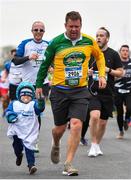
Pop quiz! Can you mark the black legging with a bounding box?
[81,110,90,139]
[115,93,131,132]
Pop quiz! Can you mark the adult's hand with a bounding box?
[98,77,107,89]
[29,53,39,60]
[35,88,43,99]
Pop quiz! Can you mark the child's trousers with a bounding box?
[12,135,35,167]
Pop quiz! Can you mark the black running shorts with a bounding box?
[89,94,114,120]
[49,86,90,126]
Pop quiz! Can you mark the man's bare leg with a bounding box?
[65,118,82,163]
[89,110,100,143]
[51,124,66,164]
[96,119,107,144]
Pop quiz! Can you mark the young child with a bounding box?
[5,81,45,175]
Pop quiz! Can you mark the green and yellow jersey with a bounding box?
[36,33,105,88]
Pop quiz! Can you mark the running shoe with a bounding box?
[88,145,97,157]
[51,144,60,164]
[116,131,124,139]
[123,120,128,131]
[62,162,78,176]
[95,144,103,156]
[80,138,88,146]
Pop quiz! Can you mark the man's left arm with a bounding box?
[106,52,123,77]
[92,40,106,88]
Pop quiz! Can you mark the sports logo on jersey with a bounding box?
[64,52,85,86]
[63,51,85,66]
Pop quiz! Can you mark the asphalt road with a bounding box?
[0,102,131,179]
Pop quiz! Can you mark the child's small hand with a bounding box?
[6,111,18,124]
[38,94,45,101]
[36,93,45,111]
[8,117,18,123]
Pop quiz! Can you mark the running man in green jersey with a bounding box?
[36,11,106,176]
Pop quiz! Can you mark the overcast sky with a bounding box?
[0,0,131,50]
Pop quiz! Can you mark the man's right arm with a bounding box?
[12,39,33,65]
[12,53,39,65]
[12,56,29,65]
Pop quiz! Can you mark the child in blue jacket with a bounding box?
[5,81,45,175]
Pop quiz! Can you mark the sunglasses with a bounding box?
[33,29,45,33]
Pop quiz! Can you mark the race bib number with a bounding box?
[35,59,42,65]
[65,66,82,79]
[93,71,107,81]
[31,50,44,67]
[93,71,99,81]
[31,58,43,68]
[65,66,82,86]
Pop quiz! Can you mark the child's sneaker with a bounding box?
[62,162,78,176]
[29,165,37,175]
[16,153,23,166]
[34,143,39,153]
